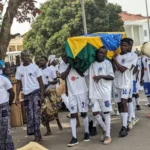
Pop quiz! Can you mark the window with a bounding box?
[144,30,148,37]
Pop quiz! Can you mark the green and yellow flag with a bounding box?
[65,32,126,73]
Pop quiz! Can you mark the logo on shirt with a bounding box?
[21,74,24,77]
[122,59,125,64]
[98,67,103,72]
[71,76,79,81]
[29,73,32,76]
[46,76,49,79]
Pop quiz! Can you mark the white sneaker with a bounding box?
[132,117,139,126]
[103,136,112,145]
[128,121,133,129]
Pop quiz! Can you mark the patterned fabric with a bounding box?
[24,89,41,137]
[41,88,61,125]
[0,102,14,150]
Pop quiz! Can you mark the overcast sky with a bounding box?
[11,0,150,34]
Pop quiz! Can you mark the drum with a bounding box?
[141,42,150,57]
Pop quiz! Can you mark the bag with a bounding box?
[17,142,48,150]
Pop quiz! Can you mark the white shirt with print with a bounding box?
[59,61,88,96]
[15,63,42,95]
[0,75,12,104]
[88,60,114,100]
[142,55,150,83]
[114,53,133,89]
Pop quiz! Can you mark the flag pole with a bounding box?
[145,0,150,41]
[80,0,87,35]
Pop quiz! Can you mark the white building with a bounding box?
[5,36,23,62]
[119,12,150,50]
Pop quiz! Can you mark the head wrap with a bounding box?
[49,55,56,64]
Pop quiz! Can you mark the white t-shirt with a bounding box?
[0,75,12,104]
[59,61,88,96]
[142,56,150,83]
[59,61,69,74]
[114,53,133,89]
[0,69,2,75]
[15,63,42,95]
[130,52,138,81]
[133,58,141,81]
[87,60,114,100]
[40,66,57,89]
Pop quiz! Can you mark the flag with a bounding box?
[65,32,126,73]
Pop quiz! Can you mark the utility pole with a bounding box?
[80,0,87,35]
[145,0,150,41]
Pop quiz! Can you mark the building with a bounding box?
[119,11,150,49]
[5,36,23,63]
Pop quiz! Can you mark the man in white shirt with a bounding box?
[132,57,141,110]
[0,74,15,149]
[39,56,63,136]
[87,46,114,144]
[15,51,44,143]
[141,53,150,117]
[60,54,90,147]
[132,54,142,111]
[113,38,133,137]
[127,38,139,129]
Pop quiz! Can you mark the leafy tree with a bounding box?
[0,0,40,59]
[23,0,124,58]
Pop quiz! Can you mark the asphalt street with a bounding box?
[13,91,150,150]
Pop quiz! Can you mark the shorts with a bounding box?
[113,87,130,103]
[91,99,112,113]
[144,82,150,96]
[69,92,88,114]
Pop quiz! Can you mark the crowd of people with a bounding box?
[0,37,150,149]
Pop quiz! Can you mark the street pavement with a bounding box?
[13,91,150,150]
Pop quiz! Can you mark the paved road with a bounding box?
[13,91,150,150]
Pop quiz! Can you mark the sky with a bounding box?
[10,0,150,35]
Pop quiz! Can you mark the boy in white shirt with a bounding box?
[141,54,150,117]
[39,56,63,136]
[127,38,139,129]
[0,73,15,149]
[15,51,44,143]
[113,38,133,137]
[87,46,114,144]
[60,54,90,147]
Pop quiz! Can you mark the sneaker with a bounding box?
[83,133,90,142]
[119,126,128,137]
[103,136,112,145]
[136,105,141,110]
[100,131,106,142]
[68,137,79,147]
[145,103,149,106]
[132,117,139,126]
[90,127,97,136]
[128,121,133,130]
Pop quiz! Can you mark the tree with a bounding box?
[23,0,124,59]
[0,0,40,59]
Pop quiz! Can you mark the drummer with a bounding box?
[39,56,63,136]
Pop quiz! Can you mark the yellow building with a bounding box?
[5,36,23,63]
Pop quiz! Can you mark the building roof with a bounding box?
[119,11,150,21]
